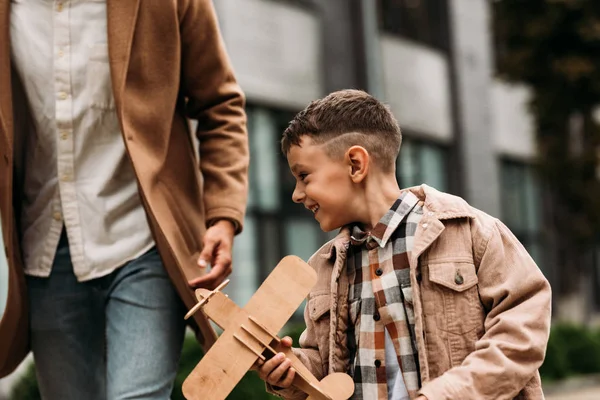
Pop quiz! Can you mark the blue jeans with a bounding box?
[26,232,186,400]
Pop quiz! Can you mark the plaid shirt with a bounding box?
[347,191,423,399]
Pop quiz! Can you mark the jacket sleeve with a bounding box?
[178,0,249,232]
[266,299,327,399]
[419,218,552,400]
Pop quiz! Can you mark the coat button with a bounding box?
[374,359,382,368]
[455,270,464,285]
[373,312,380,321]
[375,268,383,276]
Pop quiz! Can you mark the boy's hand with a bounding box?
[189,219,236,289]
[255,336,296,388]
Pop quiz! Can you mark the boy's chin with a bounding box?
[318,219,344,233]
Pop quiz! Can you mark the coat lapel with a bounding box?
[0,0,12,150]
[107,0,141,110]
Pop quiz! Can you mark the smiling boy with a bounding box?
[257,90,551,399]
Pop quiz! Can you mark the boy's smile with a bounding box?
[287,137,357,232]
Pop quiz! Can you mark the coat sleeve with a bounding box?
[419,218,552,400]
[178,0,249,232]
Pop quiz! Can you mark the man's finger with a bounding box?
[188,260,228,289]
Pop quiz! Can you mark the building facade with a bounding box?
[214,0,583,321]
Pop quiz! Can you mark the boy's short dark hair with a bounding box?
[281,89,402,172]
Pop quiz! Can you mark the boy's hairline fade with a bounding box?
[281,89,402,173]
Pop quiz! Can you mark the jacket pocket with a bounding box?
[428,262,484,334]
[87,43,115,110]
[308,292,330,321]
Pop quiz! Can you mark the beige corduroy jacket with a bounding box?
[272,185,551,400]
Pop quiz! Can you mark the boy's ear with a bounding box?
[345,146,369,183]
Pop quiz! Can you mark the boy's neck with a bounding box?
[360,173,402,231]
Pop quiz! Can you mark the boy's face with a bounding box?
[287,137,357,232]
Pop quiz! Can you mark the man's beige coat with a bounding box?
[0,0,249,376]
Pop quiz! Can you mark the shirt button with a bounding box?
[373,312,380,321]
[422,223,428,229]
[428,211,434,216]
[60,131,69,140]
[58,49,64,58]
[375,268,383,276]
[61,174,71,182]
[374,359,382,368]
[53,212,62,221]
[56,2,63,12]
[58,92,68,100]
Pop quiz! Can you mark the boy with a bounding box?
[257,90,551,399]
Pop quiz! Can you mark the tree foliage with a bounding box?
[494,0,600,247]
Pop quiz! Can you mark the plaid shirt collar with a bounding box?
[350,191,420,249]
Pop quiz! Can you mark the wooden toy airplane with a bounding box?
[182,255,354,400]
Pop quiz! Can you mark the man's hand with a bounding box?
[255,336,295,389]
[188,219,236,289]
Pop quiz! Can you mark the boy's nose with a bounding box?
[292,185,304,203]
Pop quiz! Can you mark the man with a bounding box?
[0,0,249,399]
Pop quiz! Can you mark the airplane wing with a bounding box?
[243,255,317,334]
[182,303,259,400]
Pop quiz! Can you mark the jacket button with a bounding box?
[375,268,383,276]
[373,312,380,321]
[455,270,464,285]
[374,359,381,368]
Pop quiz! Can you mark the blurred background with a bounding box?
[4,0,600,398]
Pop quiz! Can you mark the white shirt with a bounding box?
[10,0,154,281]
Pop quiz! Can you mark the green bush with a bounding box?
[10,363,41,400]
[539,327,569,380]
[540,323,600,381]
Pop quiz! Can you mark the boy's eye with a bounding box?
[298,173,308,181]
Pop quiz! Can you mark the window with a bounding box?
[500,160,544,267]
[228,106,329,313]
[397,138,449,192]
[377,0,449,51]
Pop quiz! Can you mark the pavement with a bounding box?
[546,386,600,400]
[544,374,600,400]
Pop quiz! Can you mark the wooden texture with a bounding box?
[182,255,354,400]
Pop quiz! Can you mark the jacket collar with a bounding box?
[0,0,140,147]
[318,184,475,262]
[407,184,475,220]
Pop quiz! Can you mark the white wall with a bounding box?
[215,0,322,109]
[380,35,453,142]
[492,81,537,159]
